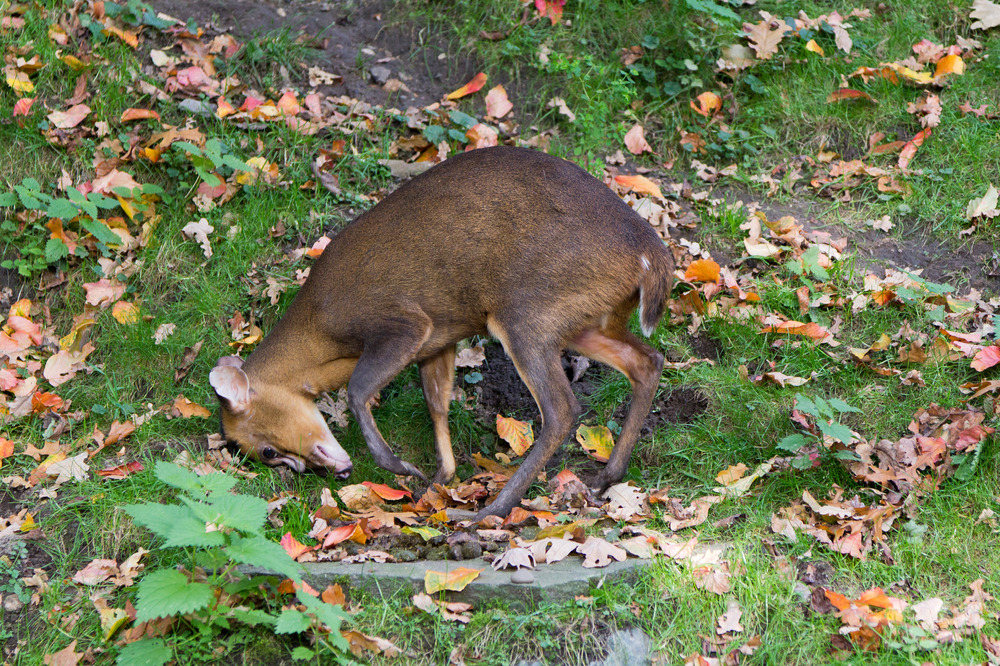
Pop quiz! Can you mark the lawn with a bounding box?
[1,0,999,664]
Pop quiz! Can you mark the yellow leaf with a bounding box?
[60,54,87,70]
[933,54,965,78]
[576,424,614,462]
[99,606,130,641]
[690,92,722,118]
[424,567,481,594]
[111,301,139,325]
[715,463,748,485]
[805,39,825,56]
[496,414,533,456]
[20,513,36,532]
[5,68,33,94]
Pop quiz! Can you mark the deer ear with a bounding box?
[210,364,250,412]
[215,355,245,369]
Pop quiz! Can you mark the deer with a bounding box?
[209,146,673,520]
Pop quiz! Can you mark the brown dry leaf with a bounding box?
[617,535,657,559]
[491,547,535,571]
[665,495,724,530]
[484,85,513,119]
[342,630,402,658]
[716,599,744,634]
[578,536,627,568]
[971,0,1000,30]
[496,414,533,456]
[72,559,118,586]
[105,420,136,446]
[966,184,999,220]
[321,583,346,606]
[412,592,473,623]
[171,396,211,419]
[455,345,485,368]
[910,597,943,630]
[624,123,653,155]
[907,93,942,128]
[827,88,878,104]
[693,564,732,595]
[603,483,647,520]
[47,104,91,129]
[43,641,82,666]
[424,567,482,593]
[715,463,748,486]
[744,19,791,60]
[182,219,214,259]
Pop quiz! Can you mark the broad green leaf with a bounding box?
[47,199,80,220]
[0,192,16,206]
[181,492,267,534]
[793,394,819,418]
[88,192,119,209]
[448,110,478,129]
[291,647,315,661]
[224,535,302,580]
[684,0,740,22]
[817,420,853,444]
[135,569,214,622]
[154,461,201,492]
[422,125,446,144]
[80,219,122,246]
[274,608,311,634]
[45,238,69,263]
[299,594,348,647]
[172,141,203,156]
[777,433,808,453]
[231,608,277,627]
[124,502,226,547]
[116,638,171,666]
[196,473,237,495]
[221,154,251,172]
[827,398,861,414]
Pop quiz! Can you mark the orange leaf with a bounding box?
[824,588,852,611]
[857,588,893,609]
[446,72,487,100]
[826,88,878,104]
[102,24,139,48]
[690,92,721,117]
[496,414,533,456]
[280,532,314,560]
[760,320,830,340]
[32,392,64,413]
[322,522,365,547]
[551,468,583,493]
[613,174,662,199]
[972,345,1000,372]
[321,583,346,606]
[13,97,35,116]
[576,424,614,462]
[933,54,965,79]
[120,108,160,123]
[276,91,300,116]
[105,420,136,446]
[898,128,931,169]
[171,396,211,419]
[685,259,721,283]
[484,85,513,118]
[362,481,412,501]
[0,438,14,462]
[216,98,236,118]
[424,567,482,594]
[97,461,143,478]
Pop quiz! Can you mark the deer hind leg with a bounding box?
[569,323,664,489]
[346,310,432,480]
[419,345,457,485]
[475,315,580,520]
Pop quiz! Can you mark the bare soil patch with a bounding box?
[149,0,476,109]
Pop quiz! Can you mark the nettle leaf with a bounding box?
[224,535,302,580]
[154,461,201,492]
[817,420,854,444]
[181,492,267,534]
[231,608,277,627]
[422,125,446,144]
[684,0,740,22]
[80,219,122,246]
[291,647,315,661]
[448,110,478,129]
[197,473,237,495]
[124,502,226,548]
[88,192,119,209]
[116,638,171,666]
[299,594,348,647]
[135,569,214,622]
[274,608,311,634]
[173,141,203,157]
[827,398,860,414]
[793,394,819,418]
[221,153,251,172]
[0,192,16,207]
[45,238,70,263]
[777,433,809,453]
[47,199,79,220]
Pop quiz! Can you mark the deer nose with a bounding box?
[335,464,352,480]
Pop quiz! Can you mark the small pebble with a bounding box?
[510,569,534,585]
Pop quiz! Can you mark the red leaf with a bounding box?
[445,73,487,100]
[98,461,144,478]
[361,481,412,501]
[898,128,931,169]
[972,345,1000,372]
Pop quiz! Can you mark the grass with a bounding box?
[1,0,999,663]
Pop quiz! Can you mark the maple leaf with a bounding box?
[971,0,1000,30]
[455,345,485,368]
[491,547,535,571]
[182,219,214,259]
[535,0,566,25]
[496,414,534,456]
[743,19,791,60]
[690,92,721,117]
[578,536,627,568]
[716,599,744,635]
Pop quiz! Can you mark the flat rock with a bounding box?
[241,557,650,607]
[590,628,651,666]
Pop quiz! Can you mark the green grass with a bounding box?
[2,0,1000,663]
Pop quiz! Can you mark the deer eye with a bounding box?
[261,447,278,460]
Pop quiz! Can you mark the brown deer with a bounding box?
[210,146,673,519]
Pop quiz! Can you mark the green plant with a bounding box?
[120,461,349,665]
[168,138,252,193]
[0,540,30,604]
[777,393,861,468]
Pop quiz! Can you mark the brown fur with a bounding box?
[212,146,674,518]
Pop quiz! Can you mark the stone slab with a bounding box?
[241,557,650,606]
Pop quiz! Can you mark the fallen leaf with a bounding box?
[484,85,513,118]
[971,0,1000,31]
[496,414,533,456]
[342,630,402,658]
[576,424,614,462]
[43,640,82,666]
[690,92,722,117]
[111,301,139,325]
[280,532,314,560]
[47,104,91,129]
[898,128,931,170]
[446,72,487,100]
[827,88,878,104]
[614,174,662,199]
[744,19,791,60]
[120,108,160,123]
[716,599,744,634]
[715,463,748,486]
[624,123,653,155]
[97,461,144,478]
[685,259,721,283]
[182,219,214,259]
[425,567,481,593]
[535,0,566,25]
[361,481,412,501]
[73,559,118,586]
[578,536,627,568]
[972,345,1000,372]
